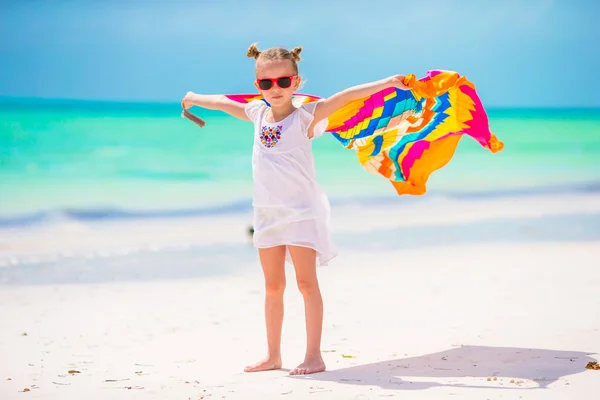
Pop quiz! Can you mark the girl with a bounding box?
[181,43,409,375]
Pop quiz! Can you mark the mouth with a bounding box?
[271,95,283,100]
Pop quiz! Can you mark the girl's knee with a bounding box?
[265,279,286,296]
[296,277,319,295]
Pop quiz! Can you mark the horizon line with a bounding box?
[1,95,599,111]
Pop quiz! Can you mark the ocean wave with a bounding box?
[1,182,599,229]
[0,200,253,228]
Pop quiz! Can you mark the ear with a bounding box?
[254,80,261,92]
[293,76,301,91]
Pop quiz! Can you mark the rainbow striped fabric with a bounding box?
[226,70,503,195]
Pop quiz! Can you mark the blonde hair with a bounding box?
[246,42,303,75]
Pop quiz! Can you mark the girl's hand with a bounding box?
[389,75,410,90]
[181,91,195,109]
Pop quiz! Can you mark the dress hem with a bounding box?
[254,242,337,267]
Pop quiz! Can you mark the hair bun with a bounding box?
[247,42,261,60]
[290,46,303,62]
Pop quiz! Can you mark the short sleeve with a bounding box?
[298,101,329,139]
[245,100,267,124]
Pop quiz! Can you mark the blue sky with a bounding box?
[1,0,598,107]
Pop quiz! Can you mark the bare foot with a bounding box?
[289,356,326,375]
[244,356,282,373]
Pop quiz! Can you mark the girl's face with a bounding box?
[254,59,300,107]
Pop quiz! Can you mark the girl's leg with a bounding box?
[244,245,287,372]
[288,245,326,375]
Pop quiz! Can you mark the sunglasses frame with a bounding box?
[256,75,298,91]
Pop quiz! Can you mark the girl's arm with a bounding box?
[182,92,250,122]
[312,75,409,124]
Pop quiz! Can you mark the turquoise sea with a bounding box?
[1,98,599,226]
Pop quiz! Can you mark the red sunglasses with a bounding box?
[256,75,297,90]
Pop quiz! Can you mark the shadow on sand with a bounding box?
[302,345,598,391]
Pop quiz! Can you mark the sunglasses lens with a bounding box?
[258,79,273,90]
[277,77,292,88]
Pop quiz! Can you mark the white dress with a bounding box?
[245,99,338,266]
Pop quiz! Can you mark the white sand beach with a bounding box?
[1,192,600,399]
